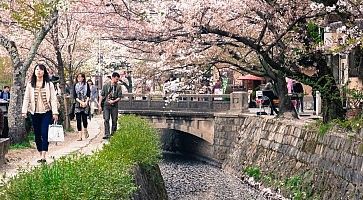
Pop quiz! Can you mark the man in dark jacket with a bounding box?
[98,72,122,139]
[263,82,279,115]
[0,86,10,101]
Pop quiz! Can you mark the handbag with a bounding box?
[48,123,64,142]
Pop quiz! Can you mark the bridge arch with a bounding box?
[148,115,215,144]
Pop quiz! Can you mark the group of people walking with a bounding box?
[21,64,123,163]
[261,80,305,115]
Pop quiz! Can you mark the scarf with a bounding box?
[75,83,87,98]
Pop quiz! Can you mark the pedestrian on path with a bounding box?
[98,72,122,139]
[263,82,279,115]
[73,73,90,141]
[292,81,304,113]
[87,79,98,117]
[21,64,59,163]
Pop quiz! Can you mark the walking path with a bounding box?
[0,115,106,183]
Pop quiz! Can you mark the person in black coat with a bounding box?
[293,81,304,113]
[263,82,279,115]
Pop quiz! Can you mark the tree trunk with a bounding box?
[314,54,345,122]
[8,63,26,143]
[259,56,297,119]
[121,75,133,93]
[52,18,70,130]
[319,83,345,123]
[274,74,298,119]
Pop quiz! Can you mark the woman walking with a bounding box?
[21,64,59,163]
[87,79,98,117]
[73,73,90,141]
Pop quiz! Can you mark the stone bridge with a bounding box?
[119,92,249,164]
[126,111,216,143]
[118,92,250,142]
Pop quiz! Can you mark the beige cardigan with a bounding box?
[21,82,59,115]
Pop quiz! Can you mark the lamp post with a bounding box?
[96,37,104,90]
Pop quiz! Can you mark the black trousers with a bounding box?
[75,111,88,131]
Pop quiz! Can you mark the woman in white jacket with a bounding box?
[21,64,59,163]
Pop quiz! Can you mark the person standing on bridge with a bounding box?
[21,64,59,163]
[98,72,122,139]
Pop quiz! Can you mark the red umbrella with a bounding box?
[237,74,265,81]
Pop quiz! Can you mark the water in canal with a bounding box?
[159,152,269,200]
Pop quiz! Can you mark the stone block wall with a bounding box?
[213,114,246,161]
[214,115,363,199]
[0,138,10,166]
[132,164,168,200]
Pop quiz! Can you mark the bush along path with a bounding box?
[0,115,165,200]
[0,115,105,184]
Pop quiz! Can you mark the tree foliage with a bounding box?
[0,56,12,87]
[1,0,58,31]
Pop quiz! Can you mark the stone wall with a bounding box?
[213,114,245,162]
[214,115,363,199]
[132,164,168,200]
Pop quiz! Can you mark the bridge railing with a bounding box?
[119,92,248,112]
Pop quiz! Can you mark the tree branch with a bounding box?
[200,25,260,50]
[23,9,59,69]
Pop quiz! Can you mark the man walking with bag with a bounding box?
[98,72,122,139]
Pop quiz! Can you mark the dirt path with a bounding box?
[0,115,106,183]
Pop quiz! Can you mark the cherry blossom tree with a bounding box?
[89,0,363,122]
[0,0,59,143]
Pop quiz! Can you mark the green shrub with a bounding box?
[244,166,318,200]
[98,115,162,167]
[285,176,306,200]
[307,116,363,136]
[244,166,261,181]
[0,115,161,200]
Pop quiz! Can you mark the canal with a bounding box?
[159,152,270,200]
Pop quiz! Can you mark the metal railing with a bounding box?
[118,93,232,112]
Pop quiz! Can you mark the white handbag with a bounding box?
[48,123,64,142]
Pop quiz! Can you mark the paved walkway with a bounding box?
[0,115,106,183]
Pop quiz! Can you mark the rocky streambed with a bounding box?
[159,153,285,200]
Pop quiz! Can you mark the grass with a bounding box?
[243,166,319,200]
[244,166,261,181]
[306,116,363,136]
[0,115,162,200]
[10,132,35,150]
